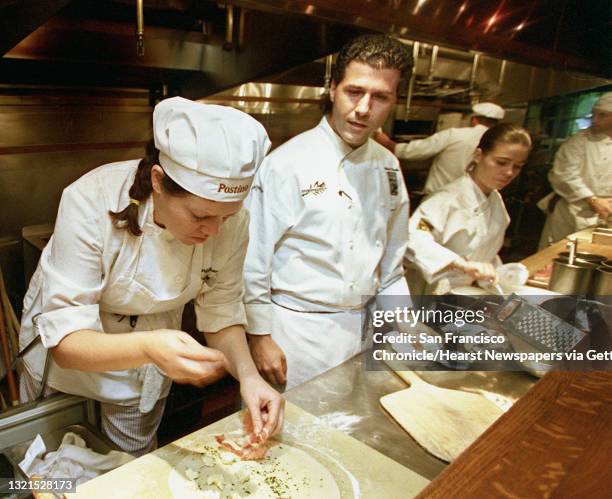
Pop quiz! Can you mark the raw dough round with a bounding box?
[168,436,341,498]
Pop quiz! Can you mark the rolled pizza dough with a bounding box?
[168,436,341,498]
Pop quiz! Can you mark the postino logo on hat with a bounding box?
[153,97,271,201]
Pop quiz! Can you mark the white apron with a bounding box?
[271,303,364,389]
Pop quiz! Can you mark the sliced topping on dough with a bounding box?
[215,434,272,461]
[219,451,238,465]
[206,474,225,490]
[235,467,251,484]
[184,467,199,480]
[201,454,217,467]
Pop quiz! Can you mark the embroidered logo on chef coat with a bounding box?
[301,181,327,197]
[416,218,434,232]
[201,267,218,284]
[385,168,399,196]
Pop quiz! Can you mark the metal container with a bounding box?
[549,258,597,294]
[592,266,612,295]
[557,252,606,264]
[600,259,612,269]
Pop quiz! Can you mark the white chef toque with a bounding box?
[153,97,271,201]
[472,102,505,120]
[593,92,612,112]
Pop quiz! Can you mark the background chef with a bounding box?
[18,97,284,455]
[243,35,413,389]
[406,124,532,294]
[375,102,505,194]
[539,92,612,247]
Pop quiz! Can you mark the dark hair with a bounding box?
[478,123,532,153]
[332,34,413,85]
[108,139,189,236]
[466,123,532,172]
[324,34,413,113]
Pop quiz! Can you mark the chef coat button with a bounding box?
[349,243,354,250]
[348,204,352,210]
[349,282,355,290]
[375,240,381,247]
[175,275,183,284]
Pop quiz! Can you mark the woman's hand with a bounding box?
[144,330,228,387]
[240,373,285,442]
[248,334,288,386]
[451,258,498,284]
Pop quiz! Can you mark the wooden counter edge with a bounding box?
[415,370,612,498]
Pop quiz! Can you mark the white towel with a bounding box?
[19,432,134,486]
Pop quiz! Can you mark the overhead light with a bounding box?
[413,0,429,15]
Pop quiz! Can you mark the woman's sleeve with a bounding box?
[36,182,105,348]
[406,195,460,283]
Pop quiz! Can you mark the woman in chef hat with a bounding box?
[406,123,532,294]
[18,97,283,455]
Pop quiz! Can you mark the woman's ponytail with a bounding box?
[109,140,159,236]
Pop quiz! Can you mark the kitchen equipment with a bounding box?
[600,259,612,269]
[495,295,586,354]
[549,257,597,294]
[379,370,503,462]
[566,238,577,264]
[0,394,114,497]
[592,266,612,295]
[557,251,606,265]
[390,370,516,411]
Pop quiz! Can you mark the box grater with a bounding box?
[494,294,586,353]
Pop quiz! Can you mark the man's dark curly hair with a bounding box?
[323,35,413,113]
[332,34,413,87]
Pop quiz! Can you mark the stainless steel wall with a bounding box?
[0,90,152,308]
[0,91,152,238]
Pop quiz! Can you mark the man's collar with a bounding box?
[318,116,369,161]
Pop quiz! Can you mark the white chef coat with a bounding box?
[407,174,508,292]
[19,160,249,407]
[244,117,410,387]
[395,124,488,193]
[540,129,612,246]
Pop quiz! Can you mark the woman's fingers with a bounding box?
[262,396,285,437]
[246,401,263,437]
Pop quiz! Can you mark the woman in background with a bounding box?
[406,123,532,295]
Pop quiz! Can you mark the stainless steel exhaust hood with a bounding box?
[1,0,609,100]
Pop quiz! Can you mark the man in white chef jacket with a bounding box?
[539,92,612,247]
[375,102,505,193]
[243,35,414,389]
